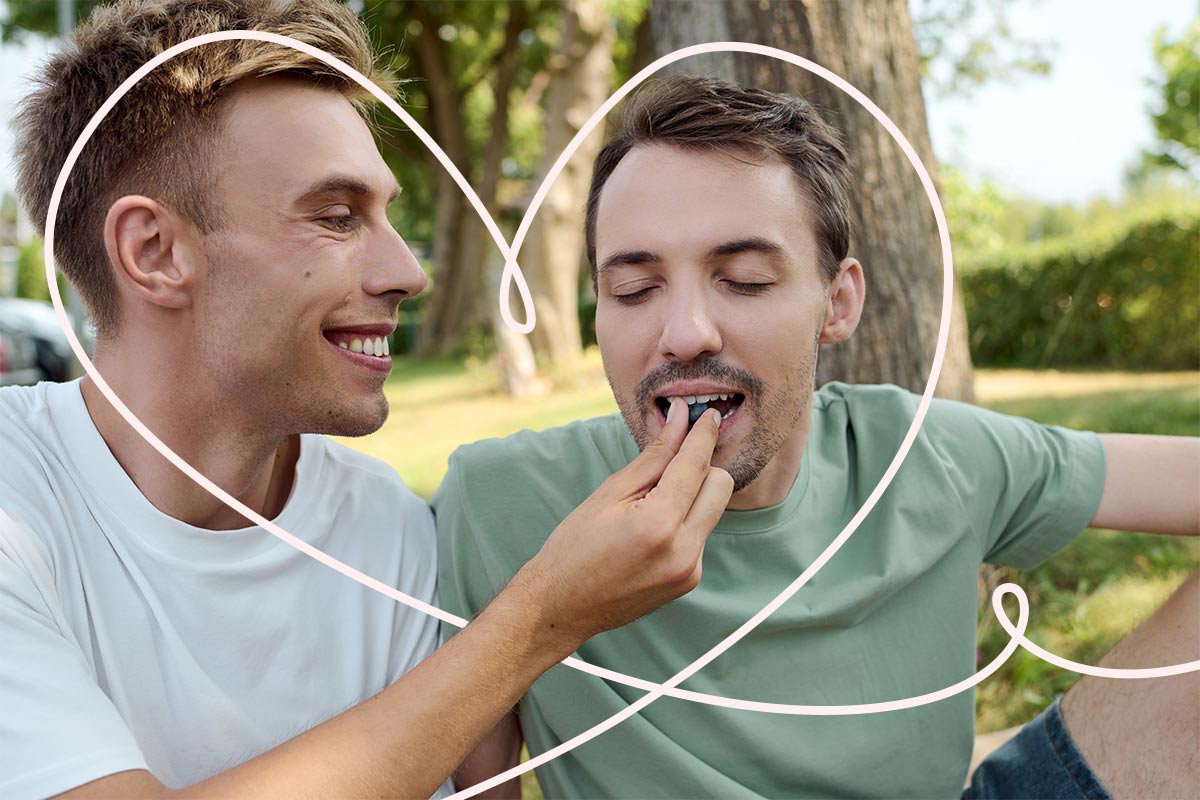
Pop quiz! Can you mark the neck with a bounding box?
[80,348,299,530]
[725,400,814,511]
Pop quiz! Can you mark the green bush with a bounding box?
[16,237,51,301]
[962,208,1199,370]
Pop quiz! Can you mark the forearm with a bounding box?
[59,588,569,800]
[194,589,565,799]
[454,710,523,798]
[1092,434,1200,535]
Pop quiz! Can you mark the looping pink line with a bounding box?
[39,32,1192,799]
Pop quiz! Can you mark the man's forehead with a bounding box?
[216,78,394,201]
[595,143,813,263]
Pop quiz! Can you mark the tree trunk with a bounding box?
[649,0,975,401]
[524,0,615,378]
[412,2,526,358]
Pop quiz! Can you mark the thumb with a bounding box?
[617,397,688,488]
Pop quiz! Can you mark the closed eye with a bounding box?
[612,287,656,305]
[724,281,774,295]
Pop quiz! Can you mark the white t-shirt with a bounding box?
[0,380,451,799]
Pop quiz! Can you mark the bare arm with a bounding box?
[1091,434,1200,535]
[55,402,731,799]
[454,711,523,799]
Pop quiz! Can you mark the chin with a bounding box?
[310,395,390,438]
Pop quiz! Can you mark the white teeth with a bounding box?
[333,334,392,356]
[680,394,732,405]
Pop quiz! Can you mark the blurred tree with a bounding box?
[1143,18,1200,175]
[364,0,539,358]
[2,0,101,40]
[522,0,615,378]
[648,0,977,401]
[909,0,1053,97]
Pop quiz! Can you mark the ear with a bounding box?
[104,196,194,311]
[819,257,865,345]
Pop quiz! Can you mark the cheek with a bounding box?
[596,307,648,384]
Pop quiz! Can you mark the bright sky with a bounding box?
[925,0,1196,203]
[0,0,1195,206]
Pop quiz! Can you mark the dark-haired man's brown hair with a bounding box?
[585,74,852,286]
[14,0,390,336]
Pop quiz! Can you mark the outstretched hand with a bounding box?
[512,398,733,653]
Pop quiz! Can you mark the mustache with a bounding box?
[635,358,762,409]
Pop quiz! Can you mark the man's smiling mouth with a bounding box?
[324,331,390,357]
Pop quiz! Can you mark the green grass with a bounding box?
[335,351,618,499]
[338,362,1198,764]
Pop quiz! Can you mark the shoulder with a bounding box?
[302,436,436,562]
[816,380,1034,454]
[0,383,57,454]
[0,383,72,525]
[315,436,428,512]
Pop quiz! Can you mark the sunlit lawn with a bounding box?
[338,358,1198,773]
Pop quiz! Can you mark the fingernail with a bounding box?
[710,409,722,427]
[667,398,678,423]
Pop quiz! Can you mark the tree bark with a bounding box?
[411,2,526,358]
[523,0,616,377]
[649,0,975,401]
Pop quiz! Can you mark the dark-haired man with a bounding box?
[0,3,733,798]
[436,75,1199,799]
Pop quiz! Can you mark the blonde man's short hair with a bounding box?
[15,0,391,335]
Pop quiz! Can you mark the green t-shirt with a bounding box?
[433,383,1106,799]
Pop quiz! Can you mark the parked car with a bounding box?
[0,317,42,387]
[0,298,92,383]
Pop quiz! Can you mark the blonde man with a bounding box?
[0,2,732,797]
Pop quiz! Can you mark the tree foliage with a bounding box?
[962,206,1199,370]
[910,0,1053,97]
[1143,18,1200,174]
[1,0,101,40]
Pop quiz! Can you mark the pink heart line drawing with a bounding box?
[38,31,1199,797]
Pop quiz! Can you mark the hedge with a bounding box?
[960,209,1199,370]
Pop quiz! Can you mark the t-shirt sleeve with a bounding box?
[922,399,1107,568]
[0,510,148,800]
[431,451,504,644]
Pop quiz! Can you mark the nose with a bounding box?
[657,288,722,362]
[363,224,428,300]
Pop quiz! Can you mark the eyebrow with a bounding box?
[708,236,784,259]
[292,174,403,207]
[597,236,785,275]
[597,248,661,274]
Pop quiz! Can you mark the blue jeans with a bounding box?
[963,697,1111,800]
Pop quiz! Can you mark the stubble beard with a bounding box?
[609,340,820,493]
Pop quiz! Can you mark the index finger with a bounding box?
[615,396,690,489]
[644,408,723,515]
